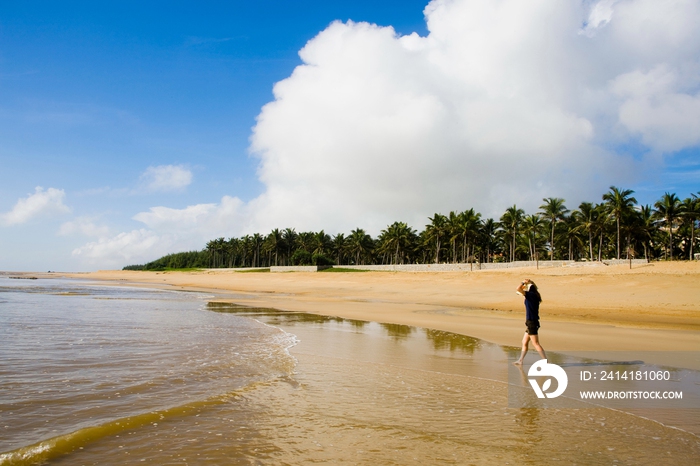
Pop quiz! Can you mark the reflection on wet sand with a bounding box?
[202,301,699,465]
[425,328,481,353]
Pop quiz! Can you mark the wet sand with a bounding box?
[63,261,700,355]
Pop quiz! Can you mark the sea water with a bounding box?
[1,278,698,465]
[0,279,295,464]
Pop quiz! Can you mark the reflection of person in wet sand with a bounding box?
[514,278,546,365]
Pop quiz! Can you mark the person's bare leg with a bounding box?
[513,332,530,365]
[530,335,546,360]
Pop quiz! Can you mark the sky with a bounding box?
[1,0,699,271]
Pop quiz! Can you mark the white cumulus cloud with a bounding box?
[139,164,193,192]
[249,0,691,233]
[2,187,71,225]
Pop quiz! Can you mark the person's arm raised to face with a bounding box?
[516,278,530,296]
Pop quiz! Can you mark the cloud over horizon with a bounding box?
[74,0,700,267]
[72,196,246,267]
[2,187,71,226]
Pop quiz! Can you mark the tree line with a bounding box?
[123,187,699,270]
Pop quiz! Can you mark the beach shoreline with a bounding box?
[3,266,700,459]
[47,261,700,355]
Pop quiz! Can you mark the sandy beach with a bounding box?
[63,261,700,354]
[4,264,700,463]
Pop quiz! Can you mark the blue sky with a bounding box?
[0,1,428,204]
[1,0,699,271]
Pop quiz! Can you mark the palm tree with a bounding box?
[539,197,569,260]
[251,233,264,267]
[205,239,216,267]
[590,203,609,261]
[425,213,448,263]
[575,202,598,261]
[457,209,481,263]
[189,188,700,270]
[296,232,315,253]
[331,233,347,265]
[603,186,637,260]
[500,205,524,262]
[380,221,418,264]
[282,228,298,265]
[347,228,373,265]
[447,211,461,263]
[206,237,227,268]
[479,218,497,263]
[311,230,332,257]
[417,230,431,263]
[563,212,584,260]
[266,229,284,266]
[240,235,252,267]
[633,205,656,261]
[226,237,240,267]
[681,194,699,260]
[522,214,544,261]
[654,192,682,260]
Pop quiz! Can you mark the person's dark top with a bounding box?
[524,290,540,322]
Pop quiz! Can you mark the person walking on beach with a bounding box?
[514,278,546,365]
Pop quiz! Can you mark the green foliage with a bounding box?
[122,264,145,270]
[312,254,335,266]
[122,250,209,271]
[291,250,313,265]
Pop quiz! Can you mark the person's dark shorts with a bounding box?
[525,320,540,335]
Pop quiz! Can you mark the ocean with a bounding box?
[1,278,698,465]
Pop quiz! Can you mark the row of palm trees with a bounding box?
[125,187,698,270]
